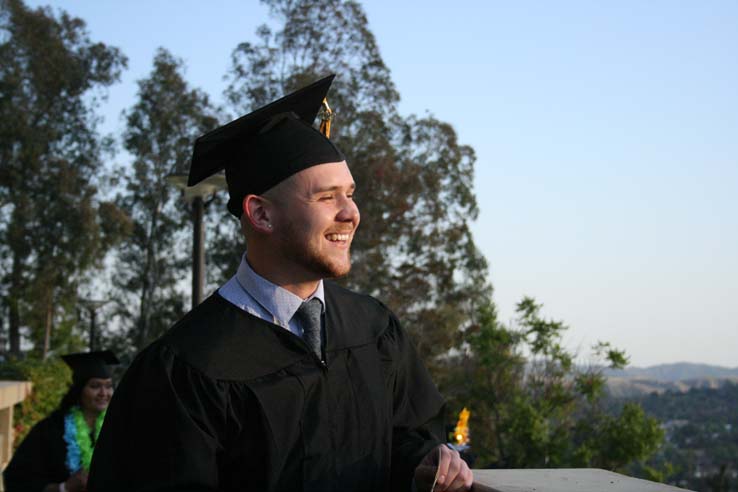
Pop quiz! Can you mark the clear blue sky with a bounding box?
[27,1,738,367]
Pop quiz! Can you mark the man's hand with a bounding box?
[415,444,473,491]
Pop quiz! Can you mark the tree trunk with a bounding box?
[8,253,23,356]
[136,209,159,350]
[42,300,52,359]
[88,308,97,352]
[8,297,20,356]
[135,245,159,349]
[136,279,151,350]
[0,310,5,355]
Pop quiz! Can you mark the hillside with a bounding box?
[607,376,738,398]
[605,362,738,382]
[604,362,738,397]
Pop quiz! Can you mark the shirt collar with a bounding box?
[235,254,324,327]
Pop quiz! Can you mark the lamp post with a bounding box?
[166,172,227,308]
[79,299,109,351]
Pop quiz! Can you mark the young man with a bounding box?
[88,75,473,492]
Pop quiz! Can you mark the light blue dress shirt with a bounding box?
[218,253,325,338]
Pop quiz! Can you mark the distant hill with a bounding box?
[607,376,738,398]
[605,362,738,381]
[603,362,738,397]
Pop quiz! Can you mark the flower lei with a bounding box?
[63,406,105,473]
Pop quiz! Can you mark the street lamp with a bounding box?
[79,299,109,351]
[166,171,227,308]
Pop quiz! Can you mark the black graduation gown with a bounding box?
[3,411,71,492]
[87,281,445,492]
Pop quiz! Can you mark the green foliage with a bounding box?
[637,461,676,484]
[624,382,738,490]
[0,0,127,356]
[111,48,218,352]
[221,0,490,374]
[0,356,70,446]
[580,402,664,470]
[446,296,663,472]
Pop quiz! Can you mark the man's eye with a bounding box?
[319,195,334,201]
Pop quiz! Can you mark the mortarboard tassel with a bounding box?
[319,98,333,138]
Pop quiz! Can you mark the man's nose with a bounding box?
[337,196,359,224]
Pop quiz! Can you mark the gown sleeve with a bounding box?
[87,343,230,492]
[3,415,67,492]
[378,313,446,491]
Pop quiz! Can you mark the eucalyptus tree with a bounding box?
[0,0,127,356]
[113,48,218,351]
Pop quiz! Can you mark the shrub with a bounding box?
[0,357,71,447]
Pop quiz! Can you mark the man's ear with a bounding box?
[243,194,274,234]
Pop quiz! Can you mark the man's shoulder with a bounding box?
[159,293,245,351]
[148,294,309,380]
[166,292,240,332]
[322,280,400,347]
[323,280,391,313]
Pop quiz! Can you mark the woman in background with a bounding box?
[3,351,119,492]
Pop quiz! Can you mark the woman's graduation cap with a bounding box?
[188,74,345,217]
[61,350,119,386]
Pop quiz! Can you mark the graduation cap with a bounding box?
[188,74,346,217]
[61,350,120,386]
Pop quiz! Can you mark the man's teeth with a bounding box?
[326,233,350,242]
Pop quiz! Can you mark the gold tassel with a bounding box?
[319,98,333,138]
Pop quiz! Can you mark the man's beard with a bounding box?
[278,221,352,279]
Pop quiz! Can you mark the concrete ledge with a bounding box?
[0,380,32,471]
[0,382,32,409]
[471,468,693,492]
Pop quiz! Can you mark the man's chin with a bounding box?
[328,265,351,279]
[317,257,352,279]
[319,261,351,279]
[291,249,352,280]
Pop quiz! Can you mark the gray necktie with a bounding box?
[296,298,323,360]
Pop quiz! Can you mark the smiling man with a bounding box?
[88,76,472,492]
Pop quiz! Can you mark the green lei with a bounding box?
[65,406,105,472]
